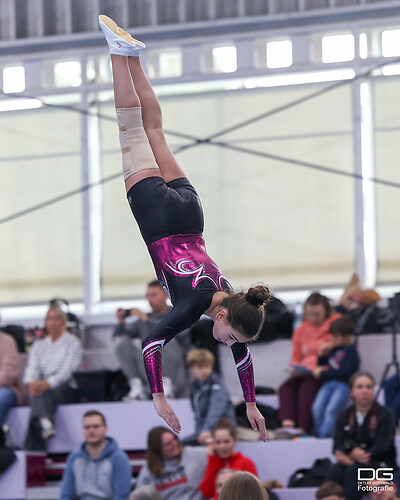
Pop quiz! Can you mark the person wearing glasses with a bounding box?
[135,426,207,500]
[60,410,131,500]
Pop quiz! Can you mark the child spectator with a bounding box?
[219,471,269,500]
[367,480,400,500]
[214,468,235,499]
[182,349,235,446]
[199,418,257,500]
[312,316,360,437]
[316,481,345,499]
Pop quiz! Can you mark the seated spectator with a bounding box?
[368,480,399,500]
[256,296,294,342]
[60,410,131,500]
[262,481,281,500]
[23,303,82,450]
[0,330,25,426]
[337,273,380,314]
[182,349,235,446]
[0,324,26,353]
[384,374,400,424]
[326,371,398,500]
[278,292,340,434]
[135,426,207,499]
[130,485,162,500]
[214,469,235,499]
[336,273,384,334]
[200,419,257,500]
[219,471,269,500]
[312,316,360,437]
[113,280,188,399]
[190,319,221,374]
[316,481,345,499]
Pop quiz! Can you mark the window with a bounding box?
[54,60,82,88]
[359,33,368,60]
[381,29,400,57]
[86,55,112,84]
[212,45,237,73]
[322,34,355,63]
[3,66,25,93]
[266,40,293,69]
[147,49,183,79]
[159,50,182,78]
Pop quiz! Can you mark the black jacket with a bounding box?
[333,402,397,469]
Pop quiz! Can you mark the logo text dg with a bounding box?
[358,468,393,481]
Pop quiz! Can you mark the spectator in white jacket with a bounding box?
[23,303,82,450]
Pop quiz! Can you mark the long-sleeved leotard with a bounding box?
[127,176,256,403]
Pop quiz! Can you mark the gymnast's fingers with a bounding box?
[163,409,181,434]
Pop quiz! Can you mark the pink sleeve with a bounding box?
[234,345,256,403]
[142,339,165,394]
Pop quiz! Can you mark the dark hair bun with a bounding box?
[245,285,271,308]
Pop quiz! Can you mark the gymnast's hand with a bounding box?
[152,392,181,434]
[246,402,267,442]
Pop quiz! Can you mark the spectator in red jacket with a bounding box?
[199,419,257,500]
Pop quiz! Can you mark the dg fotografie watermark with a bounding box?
[357,468,394,493]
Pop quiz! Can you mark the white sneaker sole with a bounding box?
[99,14,145,56]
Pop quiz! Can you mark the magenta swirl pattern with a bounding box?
[148,233,228,297]
[236,347,256,402]
[142,339,166,394]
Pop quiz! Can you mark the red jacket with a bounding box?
[199,451,258,499]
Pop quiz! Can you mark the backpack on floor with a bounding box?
[288,458,332,487]
[0,428,17,473]
[235,402,281,430]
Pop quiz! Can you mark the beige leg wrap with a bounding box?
[116,107,159,181]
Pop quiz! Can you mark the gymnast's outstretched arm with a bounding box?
[142,302,203,432]
[231,343,267,440]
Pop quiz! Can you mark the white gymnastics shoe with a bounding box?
[99,14,145,56]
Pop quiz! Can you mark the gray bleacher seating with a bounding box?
[4,331,398,499]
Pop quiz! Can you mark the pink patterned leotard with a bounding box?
[142,233,256,402]
[126,175,256,403]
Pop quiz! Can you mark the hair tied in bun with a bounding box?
[245,293,263,307]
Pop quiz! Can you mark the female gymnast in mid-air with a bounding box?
[99,15,269,441]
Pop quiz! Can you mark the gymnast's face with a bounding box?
[212,309,248,346]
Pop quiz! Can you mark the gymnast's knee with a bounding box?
[116,106,159,181]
